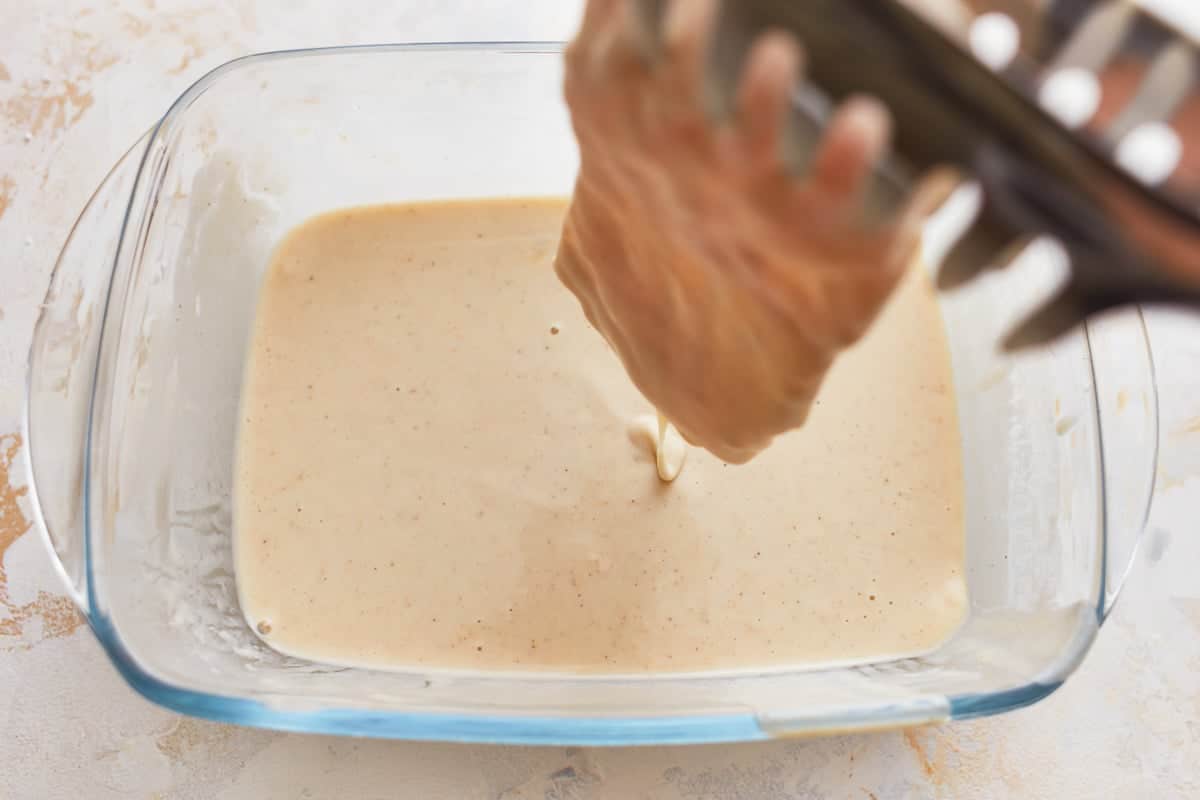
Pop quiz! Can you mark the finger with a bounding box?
[735,30,804,169]
[626,0,666,59]
[886,167,962,264]
[577,0,626,41]
[807,95,892,214]
[897,168,961,228]
[571,0,642,77]
[661,0,720,83]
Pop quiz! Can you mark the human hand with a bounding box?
[556,0,950,463]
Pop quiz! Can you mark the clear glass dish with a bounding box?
[25,44,1158,744]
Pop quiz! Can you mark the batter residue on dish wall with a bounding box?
[234,198,967,673]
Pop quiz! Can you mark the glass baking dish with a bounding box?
[25,43,1158,744]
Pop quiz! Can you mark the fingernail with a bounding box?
[664,0,718,45]
[842,95,893,154]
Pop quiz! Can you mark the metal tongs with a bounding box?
[633,0,1200,349]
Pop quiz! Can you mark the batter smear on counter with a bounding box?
[234,198,966,673]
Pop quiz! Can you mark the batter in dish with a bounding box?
[234,198,966,673]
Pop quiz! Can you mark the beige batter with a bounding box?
[234,198,967,674]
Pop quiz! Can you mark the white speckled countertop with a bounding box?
[2,1,1198,797]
